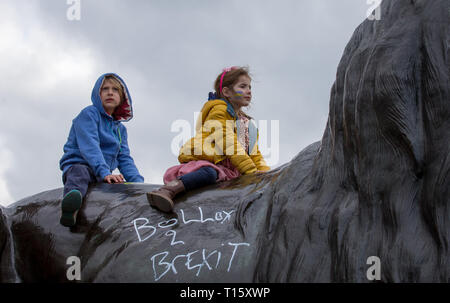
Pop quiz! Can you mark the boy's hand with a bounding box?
[104,174,125,184]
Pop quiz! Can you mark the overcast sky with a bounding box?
[0,0,377,206]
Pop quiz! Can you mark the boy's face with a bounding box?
[100,79,122,115]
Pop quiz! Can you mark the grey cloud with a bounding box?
[1,0,372,205]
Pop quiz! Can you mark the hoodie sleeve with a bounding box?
[73,108,111,180]
[117,126,144,182]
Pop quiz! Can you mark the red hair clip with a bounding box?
[219,66,238,93]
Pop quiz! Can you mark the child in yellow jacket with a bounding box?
[147,66,270,212]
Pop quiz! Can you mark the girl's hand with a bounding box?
[104,174,125,184]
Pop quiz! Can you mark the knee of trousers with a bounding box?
[198,166,218,183]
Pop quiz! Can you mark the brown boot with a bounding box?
[146,179,185,212]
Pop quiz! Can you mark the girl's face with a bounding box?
[223,75,252,111]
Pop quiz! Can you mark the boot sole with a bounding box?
[147,192,174,213]
[60,190,82,227]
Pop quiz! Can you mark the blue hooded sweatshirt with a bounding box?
[59,73,144,182]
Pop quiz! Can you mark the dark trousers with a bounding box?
[179,166,218,191]
[63,164,101,197]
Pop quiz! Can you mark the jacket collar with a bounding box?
[207,92,238,119]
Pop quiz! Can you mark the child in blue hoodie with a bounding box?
[59,73,144,227]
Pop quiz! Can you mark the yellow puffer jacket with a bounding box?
[178,99,270,175]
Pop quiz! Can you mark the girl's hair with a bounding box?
[214,66,252,100]
[103,75,125,103]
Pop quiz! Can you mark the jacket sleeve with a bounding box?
[117,126,144,182]
[207,107,257,175]
[73,109,111,180]
[250,146,270,171]
[250,131,270,171]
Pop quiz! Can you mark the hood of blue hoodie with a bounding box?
[91,73,133,122]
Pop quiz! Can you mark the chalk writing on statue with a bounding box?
[131,207,250,281]
[180,207,235,224]
[150,242,250,281]
[165,230,185,246]
[132,207,236,243]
